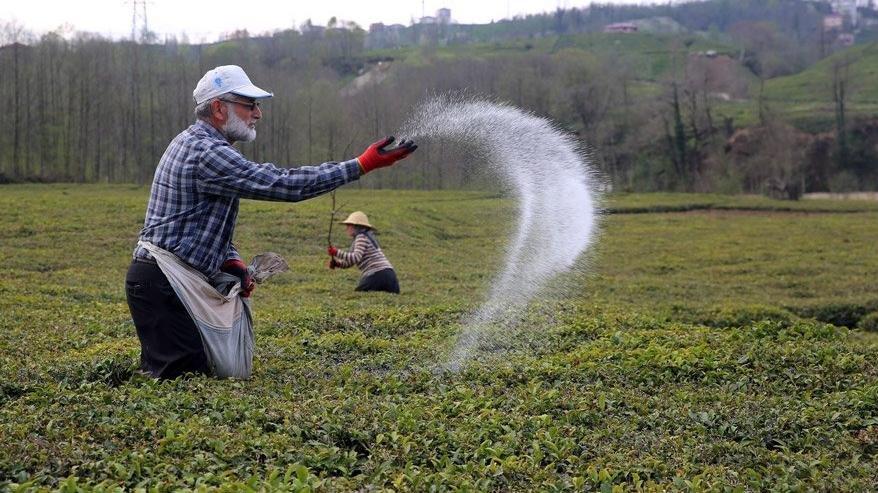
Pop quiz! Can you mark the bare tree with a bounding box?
[831,56,853,176]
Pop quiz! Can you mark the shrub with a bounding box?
[858,312,878,332]
[795,302,877,328]
[696,304,795,328]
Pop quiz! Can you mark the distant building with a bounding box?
[367,7,450,48]
[300,21,325,35]
[603,22,638,33]
[0,42,30,52]
[823,13,844,30]
[437,8,452,25]
[366,22,407,49]
[831,0,859,26]
[837,32,856,45]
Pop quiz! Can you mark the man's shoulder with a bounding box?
[174,122,232,153]
[186,121,223,142]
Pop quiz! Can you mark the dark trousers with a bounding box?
[356,268,400,294]
[125,259,210,379]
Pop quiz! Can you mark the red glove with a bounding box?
[327,245,338,256]
[220,259,254,298]
[356,136,417,174]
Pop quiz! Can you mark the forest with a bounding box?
[1,0,877,194]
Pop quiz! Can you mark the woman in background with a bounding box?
[328,211,400,294]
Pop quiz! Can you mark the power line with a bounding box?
[124,0,151,42]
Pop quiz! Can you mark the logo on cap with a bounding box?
[213,77,223,88]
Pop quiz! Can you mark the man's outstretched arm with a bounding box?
[196,136,417,202]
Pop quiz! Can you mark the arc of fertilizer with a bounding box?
[397,95,600,371]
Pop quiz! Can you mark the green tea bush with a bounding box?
[692,304,797,328]
[2,186,878,490]
[796,301,878,328]
[858,312,878,332]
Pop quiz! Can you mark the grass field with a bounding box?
[2,185,878,491]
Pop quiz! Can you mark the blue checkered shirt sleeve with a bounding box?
[198,144,360,201]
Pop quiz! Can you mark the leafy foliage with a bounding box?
[2,186,878,490]
[859,312,878,332]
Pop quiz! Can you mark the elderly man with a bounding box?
[126,65,416,379]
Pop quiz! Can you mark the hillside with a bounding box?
[707,41,878,131]
[763,42,878,104]
[2,0,877,192]
[372,31,740,82]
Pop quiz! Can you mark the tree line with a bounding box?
[1,0,876,193]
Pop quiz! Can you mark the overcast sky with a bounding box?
[3,0,670,43]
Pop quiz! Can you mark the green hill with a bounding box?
[707,42,878,131]
[763,42,878,104]
[551,32,735,80]
[713,42,878,131]
[372,32,738,81]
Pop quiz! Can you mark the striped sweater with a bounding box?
[333,235,394,277]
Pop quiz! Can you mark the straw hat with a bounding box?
[340,211,375,230]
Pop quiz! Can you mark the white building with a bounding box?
[437,8,451,25]
[837,32,856,45]
[603,22,638,33]
[831,0,859,26]
[823,13,844,30]
[420,8,451,25]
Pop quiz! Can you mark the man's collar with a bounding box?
[195,119,228,142]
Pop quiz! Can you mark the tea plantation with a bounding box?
[2,185,878,491]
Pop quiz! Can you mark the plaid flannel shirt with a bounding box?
[133,120,361,276]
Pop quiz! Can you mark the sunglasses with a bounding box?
[219,98,261,111]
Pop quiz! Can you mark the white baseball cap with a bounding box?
[193,65,273,105]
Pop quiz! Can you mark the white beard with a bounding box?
[223,106,257,143]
